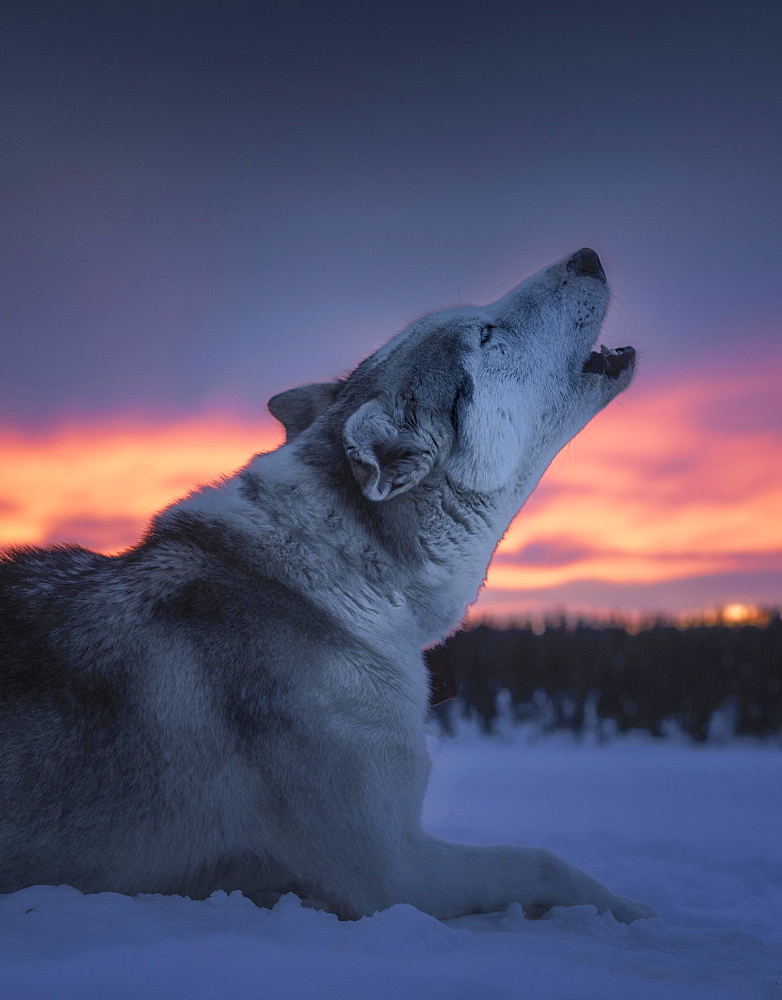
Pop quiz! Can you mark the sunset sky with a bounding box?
[1,0,780,620]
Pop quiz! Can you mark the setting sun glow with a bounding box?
[1,366,780,619]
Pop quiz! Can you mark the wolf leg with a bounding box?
[370,836,657,923]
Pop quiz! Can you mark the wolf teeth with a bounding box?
[600,344,619,356]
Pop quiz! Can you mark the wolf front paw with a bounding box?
[532,849,659,924]
[607,893,659,923]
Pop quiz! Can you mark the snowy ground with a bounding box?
[1,730,780,1000]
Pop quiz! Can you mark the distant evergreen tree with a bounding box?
[426,613,782,742]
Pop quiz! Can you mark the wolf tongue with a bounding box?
[583,351,608,374]
[583,345,635,377]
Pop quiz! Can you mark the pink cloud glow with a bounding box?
[1,364,780,618]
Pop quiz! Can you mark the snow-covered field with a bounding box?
[1,731,780,1000]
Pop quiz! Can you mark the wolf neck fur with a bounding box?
[175,441,507,646]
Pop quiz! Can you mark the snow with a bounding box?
[1,732,780,999]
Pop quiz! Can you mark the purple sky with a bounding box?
[1,1,781,617]
[2,0,780,425]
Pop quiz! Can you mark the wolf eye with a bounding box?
[480,324,497,346]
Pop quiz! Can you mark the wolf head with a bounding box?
[269,249,634,505]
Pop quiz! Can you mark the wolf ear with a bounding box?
[343,398,442,502]
[267,382,341,441]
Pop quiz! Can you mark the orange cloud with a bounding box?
[0,366,780,619]
[0,415,282,554]
[478,366,782,614]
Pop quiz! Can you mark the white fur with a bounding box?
[1,250,655,924]
[171,251,653,921]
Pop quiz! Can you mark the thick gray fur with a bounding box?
[0,250,656,922]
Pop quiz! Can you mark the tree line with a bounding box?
[425,614,782,741]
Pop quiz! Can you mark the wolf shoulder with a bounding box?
[0,515,419,738]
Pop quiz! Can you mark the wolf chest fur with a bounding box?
[0,249,656,923]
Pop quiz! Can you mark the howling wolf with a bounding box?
[0,248,655,923]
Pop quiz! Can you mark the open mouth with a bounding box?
[582,343,636,379]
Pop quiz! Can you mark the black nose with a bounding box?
[568,248,606,281]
